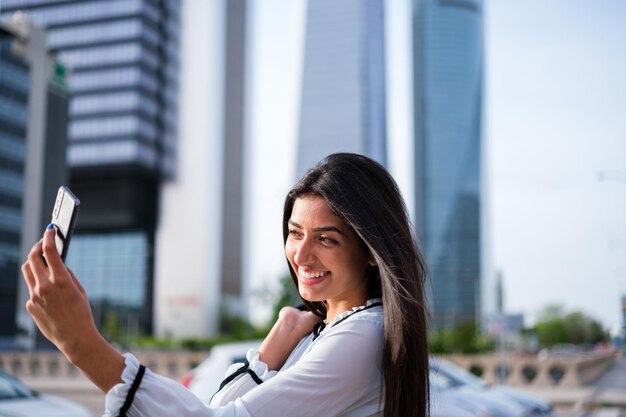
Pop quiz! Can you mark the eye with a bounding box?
[288,229,302,239]
[319,235,338,246]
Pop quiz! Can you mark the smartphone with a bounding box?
[50,186,80,262]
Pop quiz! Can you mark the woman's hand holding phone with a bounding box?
[21,227,125,393]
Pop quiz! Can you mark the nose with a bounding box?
[292,236,316,266]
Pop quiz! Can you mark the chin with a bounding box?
[298,291,324,303]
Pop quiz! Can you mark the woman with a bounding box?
[22,153,430,417]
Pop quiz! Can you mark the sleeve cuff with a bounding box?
[210,349,277,407]
[222,348,276,383]
[103,353,143,417]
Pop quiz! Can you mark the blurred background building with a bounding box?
[412,0,483,328]
[0,21,30,346]
[297,0,484,329]
[0,17,68,349]
[0,0,486,345]
[154,0,249,338]
[297,0,386,175]
[0,0,181,346]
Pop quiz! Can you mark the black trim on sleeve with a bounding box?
[218,360,251,391]
[215,358,264,394]
[246,368,264,385]
[118,364,146,417]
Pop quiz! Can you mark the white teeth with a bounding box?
[300,270,328,279]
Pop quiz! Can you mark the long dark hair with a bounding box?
[282,153,429,417]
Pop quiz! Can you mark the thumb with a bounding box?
[42,227,66,273]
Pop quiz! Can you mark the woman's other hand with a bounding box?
[258,306,320,371]
[21,226,124,392]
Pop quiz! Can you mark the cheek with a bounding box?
[284,241,296,264]
[344,248,370,274]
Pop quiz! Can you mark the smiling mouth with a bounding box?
[299,270,329,285]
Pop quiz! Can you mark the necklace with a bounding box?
[312,301,382,341]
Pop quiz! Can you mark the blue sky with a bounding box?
[246,0,626,330]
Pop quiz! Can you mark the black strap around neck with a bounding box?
[312,302,382,341]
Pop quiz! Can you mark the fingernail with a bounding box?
[46,224,54,230]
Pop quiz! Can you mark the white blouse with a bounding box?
[103,300,384,417]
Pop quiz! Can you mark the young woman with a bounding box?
[22,153,430,417]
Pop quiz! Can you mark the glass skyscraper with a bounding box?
[0,24,29,343]
[1,0,181,342]
[413,0,483,328]
[0,17,69,349]
[297,0,386,175]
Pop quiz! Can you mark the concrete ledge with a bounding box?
[440,349,619,387]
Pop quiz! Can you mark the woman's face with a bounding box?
[285,195,371,315]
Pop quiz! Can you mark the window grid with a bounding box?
[0,170,24,197]
[60,43,143,69]
[69,115,156,141]
[67,139,156,167]
[66,231,148,308]
[0,64,29,92]
[0,133,25,160]
[0,97,27,126]
[0,0,143,28]
[70,91,157,116]
[48,19,143,49]
[68,67,157,93]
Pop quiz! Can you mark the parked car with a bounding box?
[430,380,491,417]
[431,358,555,417]
[0,370,92,417]
[430,364,526,417]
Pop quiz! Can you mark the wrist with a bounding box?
[61,328,102,365]
[63,332,125,393]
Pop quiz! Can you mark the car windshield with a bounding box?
[436,360,486,387]
[0,372,35,400]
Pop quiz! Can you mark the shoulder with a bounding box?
[318,305,384,344]
[343,304,383,328]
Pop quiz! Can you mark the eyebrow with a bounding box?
[288,220,346,236]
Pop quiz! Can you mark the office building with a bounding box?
[297,0,386,176]
[155,0,248,338]
[413,0,483,328]
[1,0,181,343]
[0,21,30,346]
[0,17,69,349]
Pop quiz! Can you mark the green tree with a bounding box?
[429,321,494,354]
[535,317,569,346]
[533,305,609,347]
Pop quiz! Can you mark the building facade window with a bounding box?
[1,0,144,27]
[68,115,156,141]
[48,18,154,49]
[66,231,150,340]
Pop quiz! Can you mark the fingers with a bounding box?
[67,268,86,295]
[27,240,49,288]
[42,228,67,280]
[26,241,50,300]
[21,261,35,297]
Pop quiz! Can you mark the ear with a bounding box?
[368,258,377,266]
